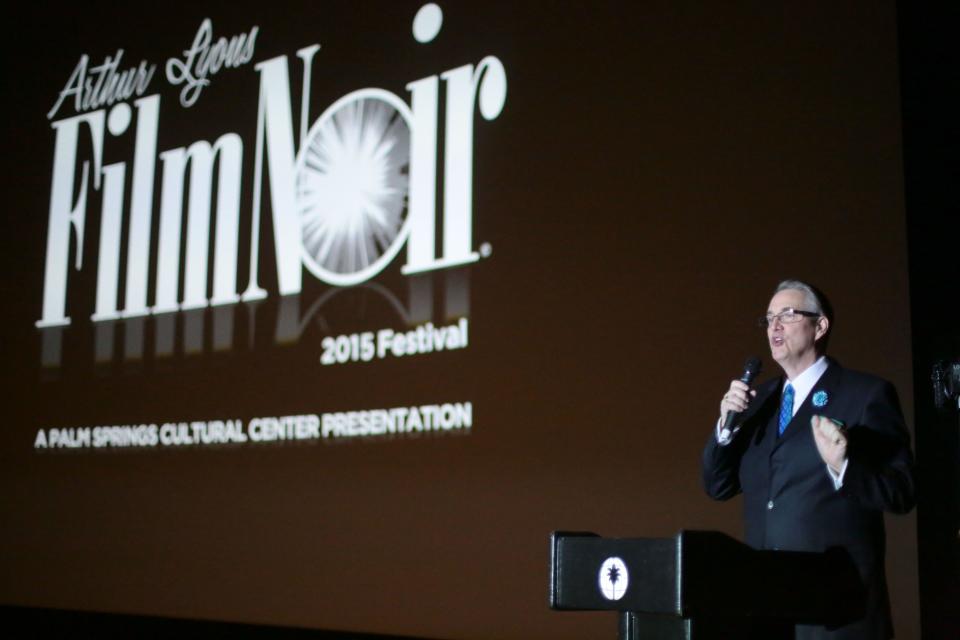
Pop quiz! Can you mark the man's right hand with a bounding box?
[719,380,756,422]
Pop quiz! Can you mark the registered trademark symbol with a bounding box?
[479,242,493,258]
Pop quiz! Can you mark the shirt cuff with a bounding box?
[716,418,738,446]
[826,458,849,490]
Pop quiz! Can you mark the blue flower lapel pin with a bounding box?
[812,390,829,408]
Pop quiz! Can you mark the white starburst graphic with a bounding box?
[296,89,413,286]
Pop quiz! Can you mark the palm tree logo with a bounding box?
[598,557,629,600]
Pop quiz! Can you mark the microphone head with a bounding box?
[743,357,762,383]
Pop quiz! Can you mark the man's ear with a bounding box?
[815,315,830,341]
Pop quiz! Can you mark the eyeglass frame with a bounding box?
[758,308,821,329]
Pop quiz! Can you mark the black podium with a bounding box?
[549,530,865,640]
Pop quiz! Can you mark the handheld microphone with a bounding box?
[722,357,762,431]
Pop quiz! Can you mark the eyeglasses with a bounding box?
[758,308,820,328]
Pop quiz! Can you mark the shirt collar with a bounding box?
[784,355,829,416]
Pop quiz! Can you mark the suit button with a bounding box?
[767,500,774,510]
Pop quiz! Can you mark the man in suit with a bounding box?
[702,279,915,639]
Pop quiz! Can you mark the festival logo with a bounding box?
[36,3,506,369]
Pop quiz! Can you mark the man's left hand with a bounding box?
[811,415,847,473]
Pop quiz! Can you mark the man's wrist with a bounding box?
[716,417,736,445]
[827,457,849,489]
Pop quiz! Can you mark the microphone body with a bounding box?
[722,357,763,431]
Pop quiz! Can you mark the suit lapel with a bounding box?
[752,378,783,454]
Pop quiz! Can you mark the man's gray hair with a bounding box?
[774,279,824,315]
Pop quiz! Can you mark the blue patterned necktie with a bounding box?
[778,383,794,435]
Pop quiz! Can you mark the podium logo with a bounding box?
[598,556,629,601]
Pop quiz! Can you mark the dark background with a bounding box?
[4,1,953,638]
[898,2,960,638]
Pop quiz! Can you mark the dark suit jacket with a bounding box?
[702,360,915,639]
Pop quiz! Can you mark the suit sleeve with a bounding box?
[702,430,744,501]
[839,379,916,514]
[701,383,773,501]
